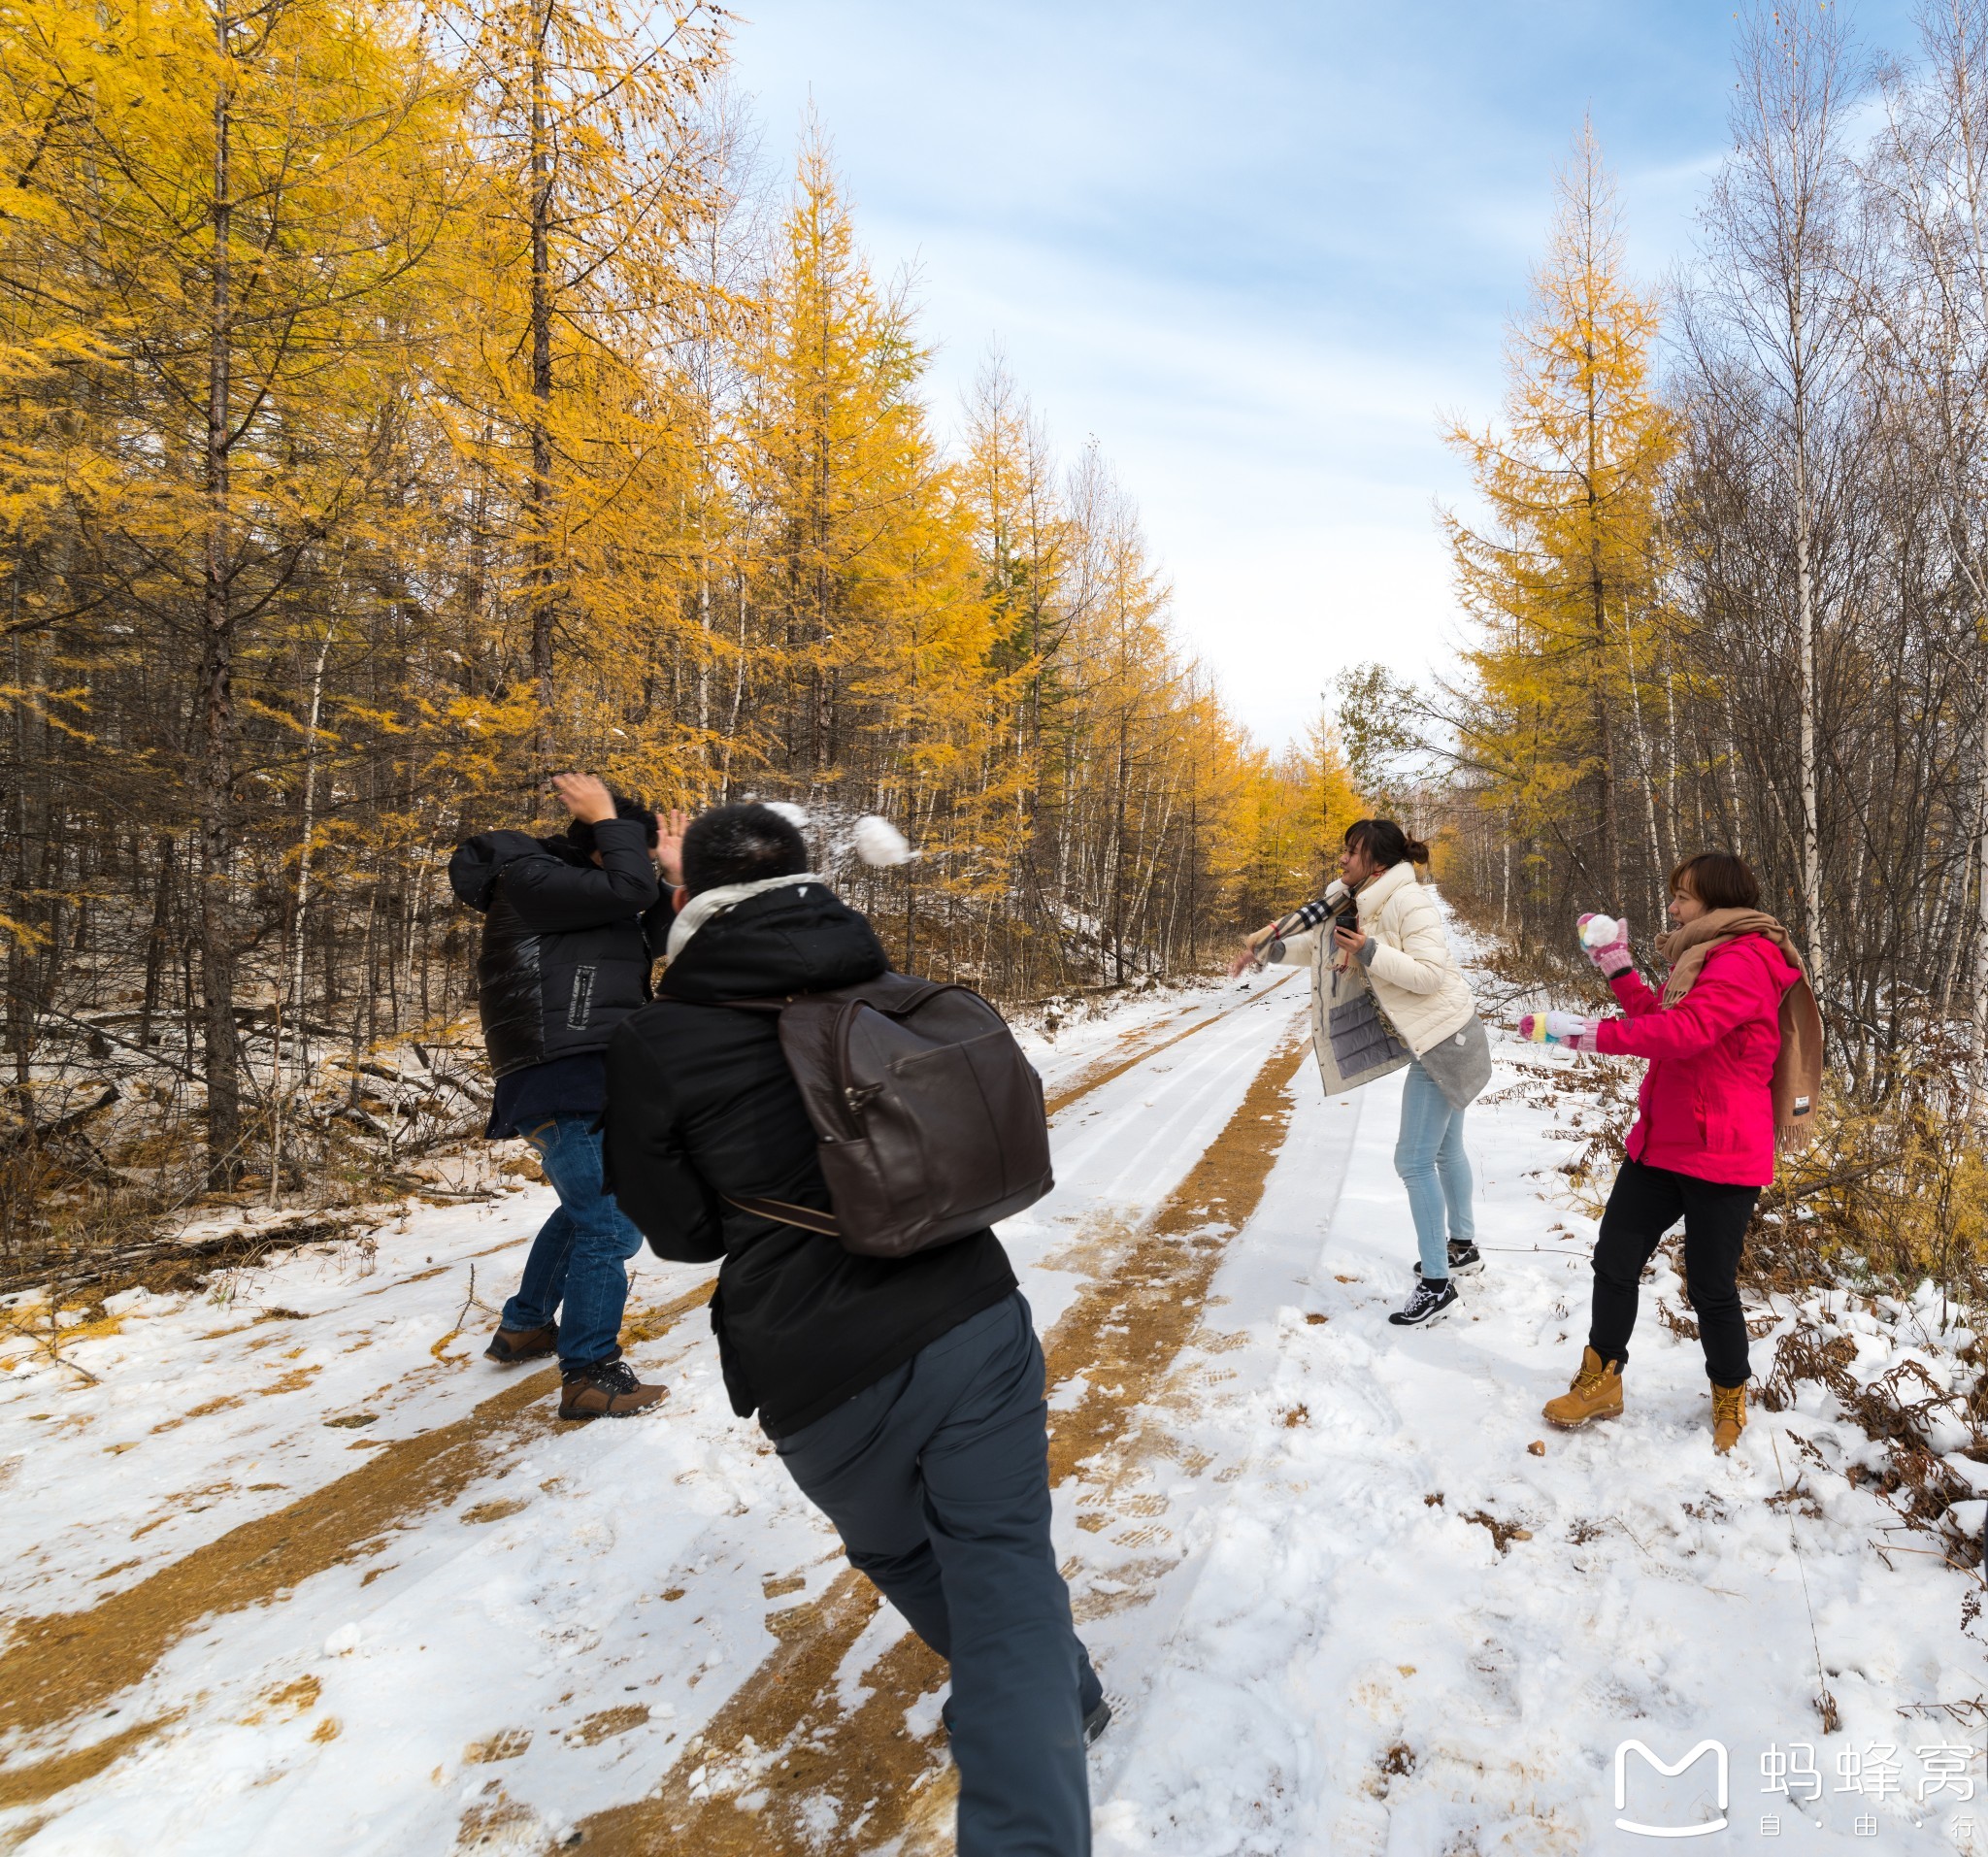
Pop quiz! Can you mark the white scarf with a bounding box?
[664,872,823,961]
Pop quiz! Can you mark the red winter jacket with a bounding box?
[1594,933,1799,1188]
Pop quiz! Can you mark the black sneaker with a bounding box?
[1388,1277,1458,1327]
[1417,1244,1482,1280]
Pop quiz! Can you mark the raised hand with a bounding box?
[654,807,690,886]
[550,771,615,825]
[1577,912,1634,978]
[1229,923,1277,978]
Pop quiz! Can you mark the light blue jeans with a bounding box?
[1395,1059,1475,1279]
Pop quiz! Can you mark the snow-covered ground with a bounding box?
[1,961,1982,1854]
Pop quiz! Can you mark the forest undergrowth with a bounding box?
[0,946,1208,1309]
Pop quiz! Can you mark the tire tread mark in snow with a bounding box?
[0,1280,718,1789]
[1042,974,1292,1118]
[570,1023,1311,1857]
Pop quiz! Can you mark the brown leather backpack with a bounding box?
[720,973,1054,1258]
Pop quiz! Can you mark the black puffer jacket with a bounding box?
[447,818,670,1078]
[602,881,1018,1437]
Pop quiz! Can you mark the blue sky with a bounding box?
[723,1,1916,747]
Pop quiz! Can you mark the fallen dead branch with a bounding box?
[0,1213,361,1304]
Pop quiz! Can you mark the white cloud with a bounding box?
[882,226,1490,741]
[727,0,1920,743]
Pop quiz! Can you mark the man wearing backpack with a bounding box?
[602,803,1106,1857]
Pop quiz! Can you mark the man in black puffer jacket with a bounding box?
[604,804,1105,1857]
[447,772,680,1418]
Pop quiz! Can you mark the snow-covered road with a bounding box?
[1,967,1981,1854]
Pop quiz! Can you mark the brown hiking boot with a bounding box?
[1542,1345,1624,1429]
[1711,1381,1747,1454]
[559,1359,667,1420]
[483,1321,557,1365]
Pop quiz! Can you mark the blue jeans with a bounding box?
[500,1112,645,1372]
[776,1294,1100,1857]
[1394,1059,1475,1279]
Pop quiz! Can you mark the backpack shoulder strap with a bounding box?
[698,995,833,1235]
[655,994,790,1013]
[720,1190,841,1237]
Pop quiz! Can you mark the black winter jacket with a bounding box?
[602,881,1018,1437]
[448,818,671,1078]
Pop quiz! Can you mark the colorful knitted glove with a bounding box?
[1518,1011,1602,1052]
[1576,913,1634,978]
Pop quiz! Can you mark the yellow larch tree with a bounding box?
[1230,718,1365,927]
[1442,117,1675,917]
[0,0,456,1180]
[426,0,725,776]
[0,7,1306,1241]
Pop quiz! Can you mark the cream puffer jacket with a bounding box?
[1276,859,1475,1057]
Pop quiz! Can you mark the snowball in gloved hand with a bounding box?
[1576,913,1634,976]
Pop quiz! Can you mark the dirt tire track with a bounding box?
[0,1717,169,1816]
[0,1280,716,1797]
[571,1023,1311,1855]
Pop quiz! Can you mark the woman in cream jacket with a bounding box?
[1232,819,1489,1327]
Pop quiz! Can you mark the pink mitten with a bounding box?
[1576,913,1633,978]
[1518,1011,1603,1052]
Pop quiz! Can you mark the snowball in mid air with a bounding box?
[852,815,914,868]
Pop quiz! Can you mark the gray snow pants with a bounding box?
[773,1291,1101,1857]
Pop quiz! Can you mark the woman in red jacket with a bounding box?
[1519,852,1821,1454]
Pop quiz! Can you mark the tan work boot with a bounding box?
[1711,1381,1747,1454]
[559,1359,667,1420]
[1542,1345,1624,1429]
[484,1321,557,1365]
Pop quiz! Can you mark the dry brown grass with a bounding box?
[1759,1313,1984,1566]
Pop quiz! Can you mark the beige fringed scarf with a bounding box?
[1654,908,1825,1152]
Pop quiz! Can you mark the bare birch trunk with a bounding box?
[1793,427,1825,987]
[527,5,556,761]
[1615,599,1665,922]
[1971,768,1988,1111]
[268,620,336,1209]
[197,14,241,1188]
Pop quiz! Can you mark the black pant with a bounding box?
[775,1293,1101,1857]
[1589,1156,1758,1388]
